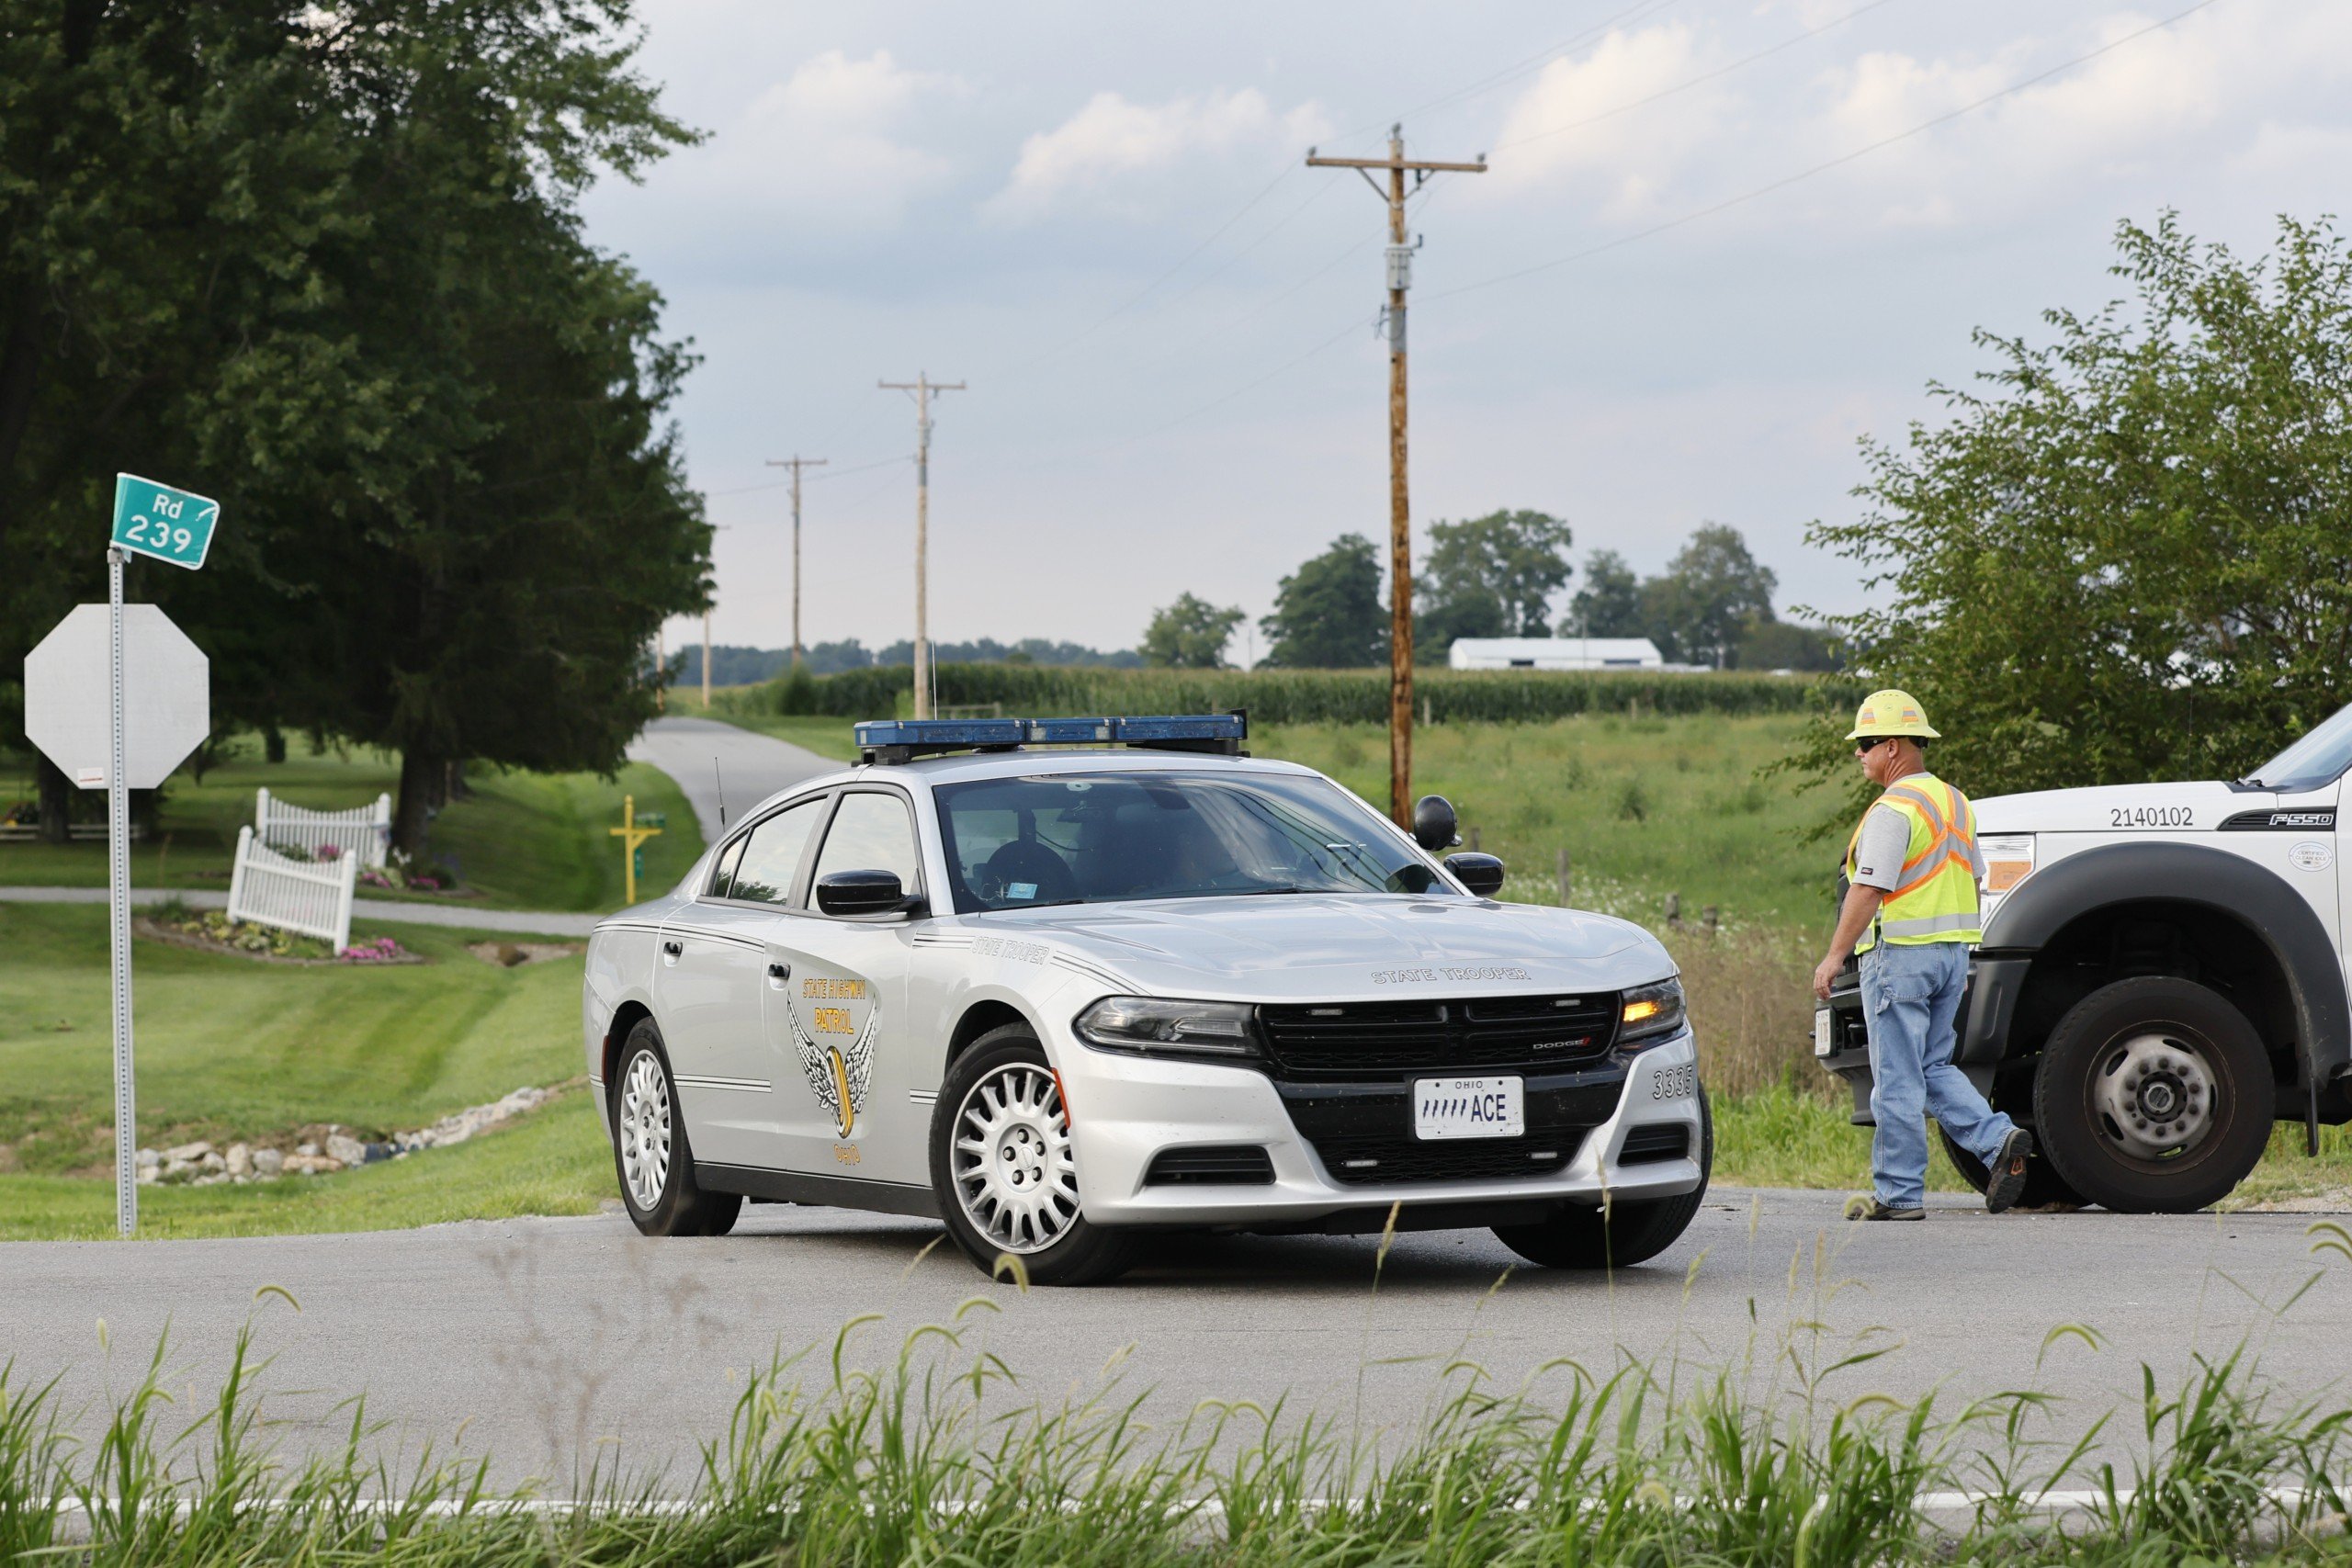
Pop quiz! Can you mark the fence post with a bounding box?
[1702,904,1719,935]
[1468,826,1480,852]
[1555,847,1570,908]
[373,793,392,868]
[1665,891,1681,929]
[229,826,252,924]
[254,787,270,841]
[331,854,356,953]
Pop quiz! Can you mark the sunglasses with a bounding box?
[1854,736,1895,754]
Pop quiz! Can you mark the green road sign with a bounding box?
[111,473,220,570]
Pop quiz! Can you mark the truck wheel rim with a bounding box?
[2094,1032,2217,1161]
[950,1064,1078,1255]
[619,1052,673,1210]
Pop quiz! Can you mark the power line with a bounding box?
[704,453,909,500]
[1490,0,1908,154]
[1425,0,2227,306]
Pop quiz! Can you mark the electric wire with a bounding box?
[1423,0,2227,306]
[703,452,910,501]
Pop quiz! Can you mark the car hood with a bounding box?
[963,894,1669,1002]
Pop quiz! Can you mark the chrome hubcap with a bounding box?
[2095,1032,2217,1160]
[951,1064,1077,1255]
[619,1051,673,1210]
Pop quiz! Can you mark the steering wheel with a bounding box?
[977,840,1080,905]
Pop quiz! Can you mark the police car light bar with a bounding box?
[855,713,1247,764]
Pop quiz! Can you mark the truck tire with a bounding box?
[2031,977,2272,1213]
[1494,1090,1712,1269]
[1936,1126,2084,1210]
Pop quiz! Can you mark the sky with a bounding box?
[580,0,2352,664]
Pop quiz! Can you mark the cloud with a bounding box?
[1482,25,1732,219]
[989,88,1332,222]
[719,50,967,231]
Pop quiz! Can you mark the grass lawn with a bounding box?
[0,901,611,1237]
[0,737,703,912]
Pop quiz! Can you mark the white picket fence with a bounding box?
[228,826,357,952]
[255,787,391,868]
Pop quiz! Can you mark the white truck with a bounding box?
[1816,704,2352,1211]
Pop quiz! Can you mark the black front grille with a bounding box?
[1144,1145,1275,1186]
[1312,1129,1589,1185]
[1259,994,1619,1080]
[1620,1124,1690,1165]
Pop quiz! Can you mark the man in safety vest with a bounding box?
[1810,690,2034,1220]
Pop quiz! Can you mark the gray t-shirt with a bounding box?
[1851,800,1987,892]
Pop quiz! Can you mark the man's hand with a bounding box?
[1812,953,1846,1002]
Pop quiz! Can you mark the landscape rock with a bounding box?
[162,1140,213,1164]
[225,1142,253,1177]
[251,1147,285,1176]
[296,1143,320,1157]
[163,1158,197,1181]
[135,1147,160,1169]
[199,1150,226,1172]
[192,1173,230,1187]
[282,1153,343,1176]
[136,1166,159,1185]
[324,1133,367,1167]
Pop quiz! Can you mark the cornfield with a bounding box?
[740,664,1858,727]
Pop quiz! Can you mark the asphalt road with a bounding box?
[7,1183,2346,1491]
[626,714,838,844]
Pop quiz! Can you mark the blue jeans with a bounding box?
[1860,941,2017,1208]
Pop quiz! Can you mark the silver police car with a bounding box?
[583,715,1708,1284]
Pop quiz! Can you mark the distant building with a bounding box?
[1447,637,1665,671]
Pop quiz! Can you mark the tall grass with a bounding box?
[8,1275,2351,1564]
[737,663,1858,726]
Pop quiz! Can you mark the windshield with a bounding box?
[932,770,1452,913]
[2245,702,2352,791]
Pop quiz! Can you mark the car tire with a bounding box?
[1937,1126,2084,1210]
[610,1019,741,1237]
[1493,1089,1713,1269]
[930,1025,1137,1286]
[2031,977,2272,1214]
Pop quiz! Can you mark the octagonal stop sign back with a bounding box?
[25,604,210,789]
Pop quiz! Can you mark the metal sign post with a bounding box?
[25,475,219,1236]
[106,546,135,1234]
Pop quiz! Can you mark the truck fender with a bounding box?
[1974,841,2348,1115]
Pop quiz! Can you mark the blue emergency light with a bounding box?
[855,713,1247,764]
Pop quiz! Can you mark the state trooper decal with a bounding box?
[789,972,879,1137]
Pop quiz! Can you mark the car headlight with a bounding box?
[1074,997,1261,1060]
[1616,977,1687,1049]
[1979,834,2036,921]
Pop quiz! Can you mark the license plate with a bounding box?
[1814,1009,1834,1057]
[1413,1076,1524,1141]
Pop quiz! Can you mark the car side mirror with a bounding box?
[1412,794,1460,852]
[815,869,922,917]
[1446,852,1506,897]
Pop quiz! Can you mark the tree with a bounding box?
[0,2,707,857]
[1140,592,1245,668]
[1566,549,1645,637]
[1801,212,2352,807]
[1259,534,1388,668]
[1641,524,1777,667]
[1737,619,1839,672]
[1416,509,1575,660]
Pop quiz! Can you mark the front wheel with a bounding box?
[2032,977,2272,1214]
[611,1020,741,1237]
[930,1027,1138,1286]
[1494,1090,1713,1269]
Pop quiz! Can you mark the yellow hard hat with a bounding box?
[1848,688,1940,741]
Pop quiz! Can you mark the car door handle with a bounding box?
[662,940,683,957]
[766,961,791,987]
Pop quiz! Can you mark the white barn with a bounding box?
[1447,637,1665,671]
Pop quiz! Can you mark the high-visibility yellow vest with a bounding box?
[1846,773,1984,952]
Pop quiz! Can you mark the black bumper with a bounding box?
[1815,953,2031,1124]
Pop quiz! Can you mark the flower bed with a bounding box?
[140,905,423,965]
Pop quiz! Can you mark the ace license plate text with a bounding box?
[1413,1076,1524,1141]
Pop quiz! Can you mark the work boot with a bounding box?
[1984,1129,2036,1214]
[1845,1197,1924,1222]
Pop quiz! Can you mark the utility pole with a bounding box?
[764,456,828,669]
[701,608,712,706]
[878,373,966,718]
[1307,126,1486,828]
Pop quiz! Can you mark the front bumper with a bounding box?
[1058,1029,1707,1229]
[1815,953,2023,1122]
